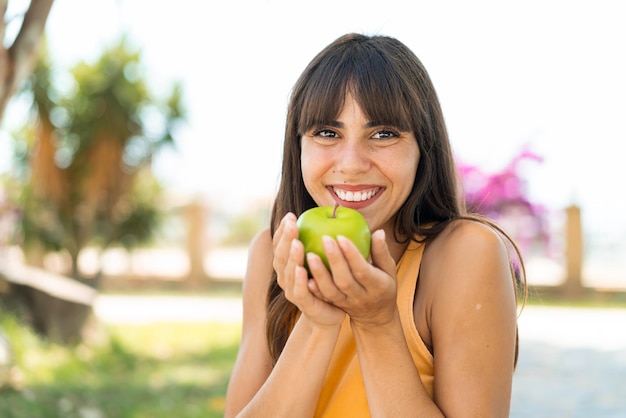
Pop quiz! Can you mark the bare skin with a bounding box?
[224,96,517,417]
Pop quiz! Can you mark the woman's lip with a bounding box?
[327,185,384,209]
[328,184,380,192]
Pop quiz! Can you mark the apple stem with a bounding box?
[332,202,339,218]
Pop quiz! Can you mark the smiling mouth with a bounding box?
[332,187,381,202]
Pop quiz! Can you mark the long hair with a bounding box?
[266,33,525,365]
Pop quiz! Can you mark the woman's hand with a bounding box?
[306,229,399,327]
[272,213,346,327]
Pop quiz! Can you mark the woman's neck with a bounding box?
[386,231,411,264]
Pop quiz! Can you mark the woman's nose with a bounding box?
[335,140,370,175]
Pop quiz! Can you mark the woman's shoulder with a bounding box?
[420,218,513,295]
[427,218,509,259]
[242,227,275,293]
[415,218,517,350]
[248,226,273,258]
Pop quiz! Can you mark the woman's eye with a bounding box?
[313,129,338,138]
[372,130,399,140]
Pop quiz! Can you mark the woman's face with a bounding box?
[300,94,420,236]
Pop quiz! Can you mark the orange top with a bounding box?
[314,240,434,417]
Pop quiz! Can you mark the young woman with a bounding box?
[225,33,525,417]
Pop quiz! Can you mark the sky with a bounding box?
[2,0,626,244]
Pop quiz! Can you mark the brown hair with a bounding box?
[266,33,525,365]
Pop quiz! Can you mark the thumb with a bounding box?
[370,229,396,276]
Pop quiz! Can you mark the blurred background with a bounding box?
[0,0,624,417]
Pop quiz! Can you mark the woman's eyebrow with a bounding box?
[326,120,380,128]
[318,120,400,129]
[326,120,344,128]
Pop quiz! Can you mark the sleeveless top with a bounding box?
[314,240,434,417]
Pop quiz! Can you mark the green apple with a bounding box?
[297,203,371,271]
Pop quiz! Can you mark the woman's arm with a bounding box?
[351,312,442,417]
[225,216,346,417]
[421,220,518,417]
[224,229,274,417]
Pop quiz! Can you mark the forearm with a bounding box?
[351,312,443,418]
[237,315,342,418]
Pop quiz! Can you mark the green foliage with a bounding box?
[8,36,186,277]
[0,305,240,417]
[94,167,164,250]
[65,38,176,167]
[17,186,65,252]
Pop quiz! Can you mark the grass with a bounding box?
[524,287,626,309]
[0,308,241,418]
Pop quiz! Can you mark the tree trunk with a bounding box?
[0,0,55,122]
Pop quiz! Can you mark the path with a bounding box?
[512,306,626,417]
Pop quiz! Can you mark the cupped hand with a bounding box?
[273,213,346,327]
[306,229,399,328]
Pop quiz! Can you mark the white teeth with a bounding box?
[333,187,378,202]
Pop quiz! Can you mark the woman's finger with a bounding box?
[306,250,344,302]
[272,213,298,273]
[369,229,396,277]
[279,237,304,293]
[328,235,369,296]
